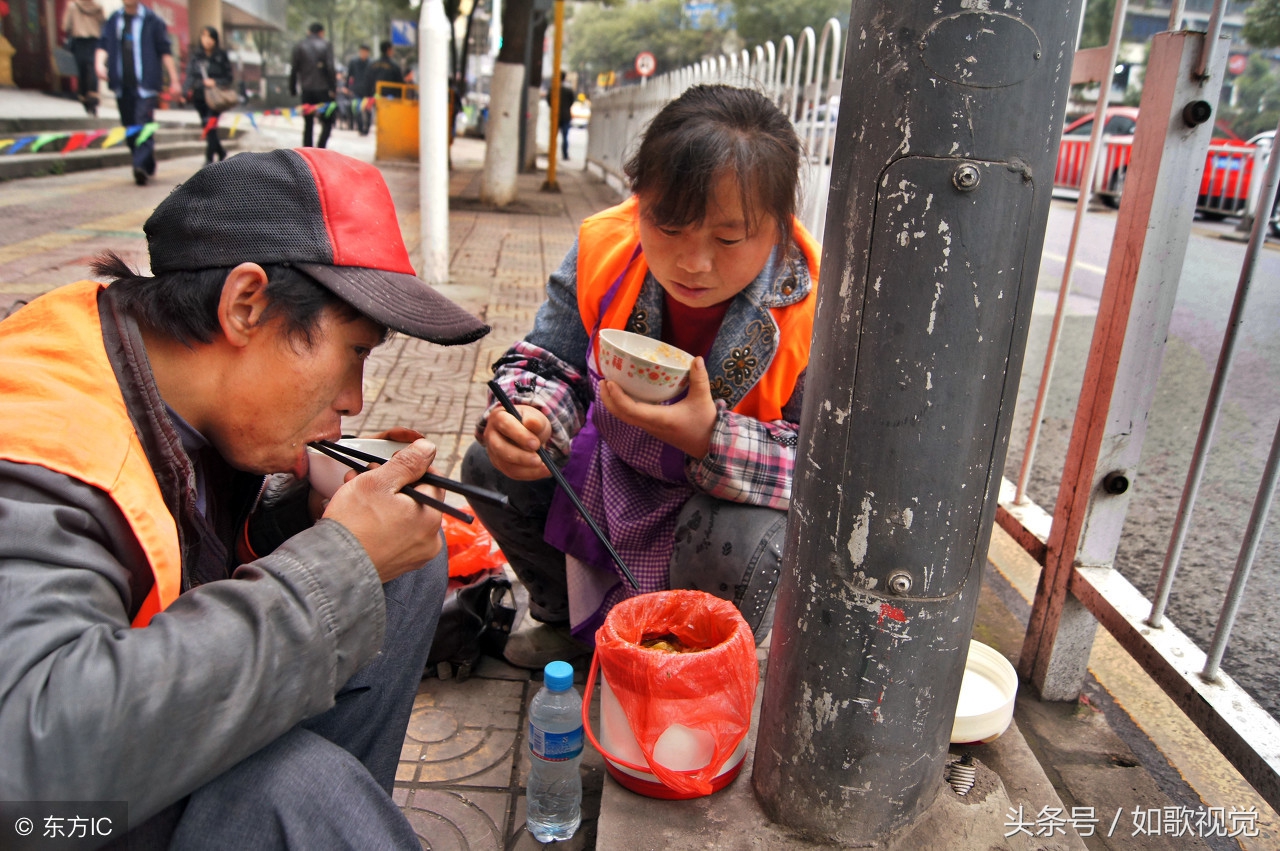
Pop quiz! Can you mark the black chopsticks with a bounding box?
[307,441,476,524]
[487,380,639,589]
[312,440,509,509]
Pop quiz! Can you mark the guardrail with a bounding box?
[1054,133,1269,219]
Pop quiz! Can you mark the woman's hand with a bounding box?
[599,356,717,459]
[482,404,554,481]
[203,77,215,88]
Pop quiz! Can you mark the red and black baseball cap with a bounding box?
[144,148,488,346]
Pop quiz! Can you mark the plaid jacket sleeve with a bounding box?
[475,341,589,463]
[685,402,798,510]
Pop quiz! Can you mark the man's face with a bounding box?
[636,170,778,309]
[359,48,370,60]
[211,306,384,479]
[121,0,139,12]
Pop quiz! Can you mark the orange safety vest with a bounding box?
[575,196,822,422]
[0,282,181,626]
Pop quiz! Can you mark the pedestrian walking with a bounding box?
[369,40,404,96]
[346,44,374,136]
[548,71,575,161]
[95,0,181,185]
[0,148,490,846]
[290,22,337,148]
[60,0,105,116]
[183,26,231,165]
[461,84,818,668]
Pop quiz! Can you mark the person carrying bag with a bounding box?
[184,25,234,164]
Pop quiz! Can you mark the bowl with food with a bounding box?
[306,438,409,498]
[598,329,694,404]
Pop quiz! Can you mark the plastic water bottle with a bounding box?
[526,660,583,842]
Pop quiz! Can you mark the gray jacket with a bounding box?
[0,287,385,828]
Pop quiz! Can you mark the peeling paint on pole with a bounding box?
[752,0,1084,844]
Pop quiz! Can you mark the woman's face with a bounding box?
[637,171,778,309]
[201,31,216,53]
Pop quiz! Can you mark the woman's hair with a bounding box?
[624,84,801,253]
[92,252,376,348]
[201,26,220,48]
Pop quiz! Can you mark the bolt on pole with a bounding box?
[751,1,1083,844]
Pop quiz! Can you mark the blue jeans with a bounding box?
[117,90,157,175]
[153,553,446,848]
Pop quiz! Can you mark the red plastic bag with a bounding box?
[441,514,507,580]
[593,590,758,796]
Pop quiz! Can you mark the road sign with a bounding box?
[1227,53,1248,76]
[635,51,656,78]
[391,19,417,47]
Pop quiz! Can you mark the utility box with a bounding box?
[375,81,419,162]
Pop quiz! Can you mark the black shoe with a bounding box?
[133,167,148,186]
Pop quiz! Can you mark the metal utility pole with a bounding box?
[752,1,1084,844]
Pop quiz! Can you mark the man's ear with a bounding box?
[217,263,271,347]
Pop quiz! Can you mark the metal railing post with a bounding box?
[751,1,1083,843]
[1019,30,1231,700]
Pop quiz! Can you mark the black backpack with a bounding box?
[426,566,517,681]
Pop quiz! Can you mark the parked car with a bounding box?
[1055,106,1258,218]
[1245,130,1279,238]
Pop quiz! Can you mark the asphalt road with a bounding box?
[1007,197,1280,719]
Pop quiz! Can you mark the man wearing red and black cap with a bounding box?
[0,149,488,846]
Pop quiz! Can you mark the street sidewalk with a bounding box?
[0,87,1272,847]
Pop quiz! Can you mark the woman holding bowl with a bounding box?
[462,84,821,669]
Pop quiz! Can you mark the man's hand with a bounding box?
[599,356,718,459]
[482,404,554,481]
[321,439,445,584]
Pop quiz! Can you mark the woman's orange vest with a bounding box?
[0,282,181,626]
[575,196,821,422]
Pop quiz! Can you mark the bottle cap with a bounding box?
[544,660,574,691]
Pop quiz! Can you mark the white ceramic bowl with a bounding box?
[306,438,409,498]
[598,328,694,404]
[950,640,1018,744]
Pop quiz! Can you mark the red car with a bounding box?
[1054,106,1258,218]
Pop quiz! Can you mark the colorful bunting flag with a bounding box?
[101,126,127,148]
[0,96,400,160]
[61,132,89,153]
[30,133,62,153]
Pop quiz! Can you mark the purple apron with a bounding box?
[543,250,695,642]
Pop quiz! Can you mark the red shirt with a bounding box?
[662,293,731,360]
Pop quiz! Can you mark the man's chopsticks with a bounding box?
[312,440,508,508]
[486,381,638,589]
[307,441,477,523]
